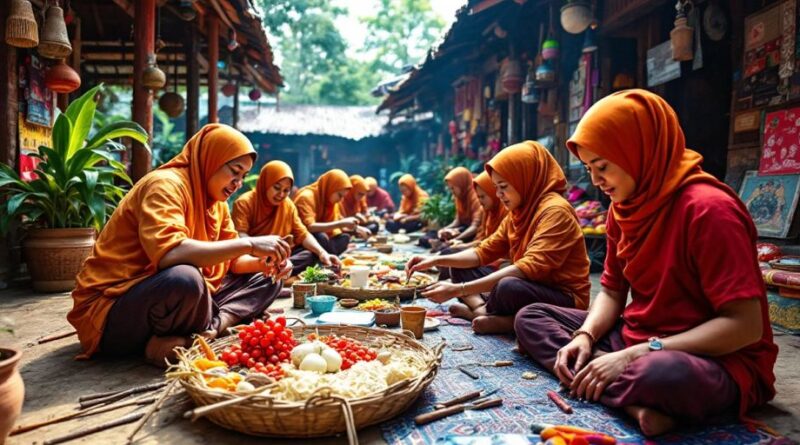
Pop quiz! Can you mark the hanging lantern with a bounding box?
[535,61,556,86]
[142,55,167,90]
[45,59,81,93]
[560,1,594,34]
[5,0,38,48]
[670,2,694,61]
[582,28,598,53]
[248,88,262,101]
[542,38,559,60]
[501,58,523,94]
[38,5,72,59]
[159,92,185,118]
[521,64,539,104]
[177,0,197,21]
[222,82,236,97]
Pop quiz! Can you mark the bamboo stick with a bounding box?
[11,397,156,436]
[79,382,167,409]
[36,330,77,345]
[42,412,145,445]
[125,379,178,444]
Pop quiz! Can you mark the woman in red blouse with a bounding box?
[515,89,778,436]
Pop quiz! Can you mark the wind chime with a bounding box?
[159,51,185,118]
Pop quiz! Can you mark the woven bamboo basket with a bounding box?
[175,324,444,444]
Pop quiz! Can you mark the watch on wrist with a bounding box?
[648,337,664,351]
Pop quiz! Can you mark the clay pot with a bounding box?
[142,65,167,91]
[670,16,694,61]
[0,348,24,445]
[221,82,236,97]
[23,227,96,293]
[45,60,81,93]
[158,92,185,118]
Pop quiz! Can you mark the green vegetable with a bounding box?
[300,265,330,284]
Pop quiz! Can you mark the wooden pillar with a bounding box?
[507,94,519,144]
[207,14,219,124]
[131,0,156,182]
[186,25,199,138]
[232,82,240,128]
[0,1,20,280]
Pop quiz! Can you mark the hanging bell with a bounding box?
[5,0,39,48]
[45,59,81,93]
[159,92,185,118]
[38,5,72,59]
[670,15,694,61]
[142,55,167,90]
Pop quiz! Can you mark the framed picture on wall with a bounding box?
[739,170,800,238]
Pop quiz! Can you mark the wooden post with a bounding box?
[186,25,199,139]
[0,0,20,280]
[232,82,239,128]
[507,94,518,144]
[207,14,219,124]
[132,0,156,183]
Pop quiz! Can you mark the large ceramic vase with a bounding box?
[23,227,96,292]
[0,348,24,445]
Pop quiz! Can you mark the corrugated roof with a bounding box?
[238,105,389,140]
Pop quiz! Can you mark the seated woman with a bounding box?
[341,174,379,234]
[419,167,483,249]
[514,90,777,436]
[293,169,370,255]
[407,142,590,334]
[365,176,395,215]
[386,174,428,233]
[232,160,341,277]
[68,124,292,366]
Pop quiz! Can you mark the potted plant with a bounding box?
[0,317,23,445]
[420,193,455,231]
[0,84,149,292]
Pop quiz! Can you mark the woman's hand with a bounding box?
[448,239,464,249]
[421,281,459,303]
[405,255,437,276]
[339,217,359,231]
[249,235,291,262]
[570,349,636,401]
[319,252,341,268]
[355,226,372,239]
[438,228,459,241]
[275,259,293,281]
[553,335,593,386]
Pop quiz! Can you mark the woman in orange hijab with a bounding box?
[293,169,370,255]
[442,171,508,253]
[419,167,483,249]
[515,90,777,436]
[232,161,341,276]
[341,174,379,234]
[387,174,429,233]
[68,124,293,366]
[407,142,590,334]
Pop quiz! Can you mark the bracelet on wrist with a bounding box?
[571,329,596,346]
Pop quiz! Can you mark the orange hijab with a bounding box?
[566,89,742,282]
[294,169,352,223]
[233,160,297,239]
[398,174,429,214]
[341,174,369,217]
[445,167,482,226]
[485,141,568,262]
[473,171,507,239]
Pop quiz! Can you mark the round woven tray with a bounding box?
[177,324,444,443]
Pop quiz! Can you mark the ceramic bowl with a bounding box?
[307,295,336,315]
[374,308,401,327]
[339,298,359,309]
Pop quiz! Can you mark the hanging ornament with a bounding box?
[560,1,594,34]
[582,28,598,53]
[159,52,184,117]
[142,54,167,90]
[5,0,39,48]
[501,58,523,94]
[542,5,559,61]
[38,4,72,59]
[521,62,539,104]
[249,88,262,101]
[45,59,81,93]
[227,30,239,51]
[177,0,197,21]
[535,60,556,86]
[670,1,694,61]
[222,82,236,97]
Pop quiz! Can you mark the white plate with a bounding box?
[424,317,441,331]
[316,311,375,326]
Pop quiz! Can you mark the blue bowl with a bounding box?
[307,295,336,316]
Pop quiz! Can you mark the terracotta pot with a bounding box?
[23,227,96,293]
[0,348,24,445]
[45,60,81,93]
[142,65,167,90]
[670,16,694,61]
[158,92,185,118]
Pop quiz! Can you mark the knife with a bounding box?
[433,387,499,410]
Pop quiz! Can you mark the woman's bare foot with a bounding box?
[625,405,677,437]
[214,312,239,335]
[472,315,515,334]
[449,303,476,320]
[144,335,191,368]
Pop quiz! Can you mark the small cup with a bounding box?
[401,306,426,339]
[292,282,316,309]
[349,266,370,288]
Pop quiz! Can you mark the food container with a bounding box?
[349,266,370,288]
[374,308,401,327]
[307,295,336,316]
[339,298,359,308]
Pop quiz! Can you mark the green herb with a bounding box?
[300,265,330,283]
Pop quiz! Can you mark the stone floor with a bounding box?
[1,274,799,444]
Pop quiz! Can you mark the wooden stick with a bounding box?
[11,397,156,436]
[125,379,178,444]
[79,382,167,409]
[42,412,145,445]
[36,330,77,345]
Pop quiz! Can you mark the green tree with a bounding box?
[360,0,445,75]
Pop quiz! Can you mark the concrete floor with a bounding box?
[1,274,799,444]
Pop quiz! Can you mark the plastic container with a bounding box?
[349,266,370,288]
[307,295,336,316]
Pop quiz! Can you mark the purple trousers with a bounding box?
[312,232,350,256]
[99,265,280,356]
[450,270,574,316]
[514,303,739,423]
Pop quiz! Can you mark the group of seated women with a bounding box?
[67,90,777,437]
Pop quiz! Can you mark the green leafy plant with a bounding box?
[300,264,331,284]
[0,84,149,233]
[420,193,455,227]
[389,154,418,184]
[152,108,185,166]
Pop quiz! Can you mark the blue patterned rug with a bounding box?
[379,303,782,445]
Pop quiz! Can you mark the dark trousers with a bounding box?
[289,247,317,276]
[386,219,423,233]
[312,232,350,255]
[99,265,280,356]
[514,303,739,423]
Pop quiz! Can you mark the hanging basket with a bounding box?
[5,0,39,48]
[38,5,72,59]
[45,60,81,93]
[159,92,185,118]
[670,16,694,61]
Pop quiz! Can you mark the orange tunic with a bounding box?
[341,174,369,217]
[397,174,429,214]
[445,167,483,228]
[68,124,256,358]
[475,141,590,309]
[473,171,507,239]
[231,160,309,246]
[293,169,352,236]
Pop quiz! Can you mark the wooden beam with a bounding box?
[186,25,200,139]
[232,82,240,129]
[132,0,155,182]
[207,14,219,123]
